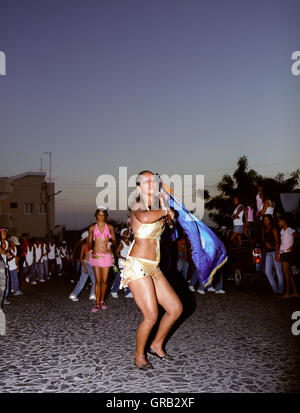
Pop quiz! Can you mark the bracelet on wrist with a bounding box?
[162,206,168,216]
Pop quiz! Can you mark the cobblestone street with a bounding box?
[1,273,300,393]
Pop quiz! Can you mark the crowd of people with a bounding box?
[227,182,300,299]
[0,230,73,304]
[1,181,299,310]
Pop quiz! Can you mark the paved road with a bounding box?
[1,272,300,393]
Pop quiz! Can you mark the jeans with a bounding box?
[190,268,224,291]
[9,269,20,292]
[71,262,95,297]
[177,258,189,280]
[34,262,44,281]
[43,260,49,278]
[4,267,9,299]
[111,270,131,295]
[265,251,284,294]
[71,260,81,282]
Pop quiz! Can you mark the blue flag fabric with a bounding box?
[169,192,228,286]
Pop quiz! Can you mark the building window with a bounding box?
[10,202,18,209]
[38,203,46,215]
[24,202,34,215]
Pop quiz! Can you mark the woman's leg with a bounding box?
[281,262,291,298]
[93,266,102,306]
[289,264,299,297]
[150,274,183,357]
[128,277,159,368]
[230,232,238,243]
[100,267,110,303]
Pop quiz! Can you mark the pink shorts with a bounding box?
[88,253,113,268]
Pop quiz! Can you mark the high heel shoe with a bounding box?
[147,348,173,361]
[134,361,153,370]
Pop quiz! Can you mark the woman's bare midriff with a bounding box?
[129,238,158,261]
[93,236,111,254]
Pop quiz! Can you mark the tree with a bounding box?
[205,156,299,228]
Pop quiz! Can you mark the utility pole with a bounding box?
[44,151,51,182]
[41,180,62,242]
[41,182,51,242]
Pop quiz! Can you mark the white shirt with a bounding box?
[8,246,17,271]
[60,246,67,258]
[118,240,131,269]
[24,246,34,267]
[259,200,274,216]
[48,244,56,259]
[280,227,295,253]
[233,205,244,226]
[35,245,42,262]
[41,244,48,262]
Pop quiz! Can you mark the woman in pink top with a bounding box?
[88,207,116,312]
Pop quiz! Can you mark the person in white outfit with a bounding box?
[230,195,244,246]
[258,191,275,219]
[7,236,23,295]
[111,228,133,298]
[41,239,50,280]
[1,228,13,304]
[48,239,56,277]
[24,240,36,285]
[56,243,63,276]
[34,239,45,282]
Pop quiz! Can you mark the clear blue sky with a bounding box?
[1,0,299,229]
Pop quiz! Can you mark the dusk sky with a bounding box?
[1,0,299,229]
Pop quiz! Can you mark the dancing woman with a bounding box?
[88,207,116,312]
[120,170,183,370]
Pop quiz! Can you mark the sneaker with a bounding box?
[100,301,107,310]
[215,289,226,294]
[91,305,101,313]
[58,273,63,277]
[31,281,37,285]
[25,277,30,283]
[189,285,195,292]
[13,291,23,296]
[39,279,46,283]
[196,289,205,295]
[111,292,118,298]
[89,295,96,300]
[69,295,79,302]
[207,287,215,292]
[46,277,50,280]
[3,300,10,304]
[70,280,75,284]
[125,292,133,298]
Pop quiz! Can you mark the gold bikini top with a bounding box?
[134,219,165,240]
